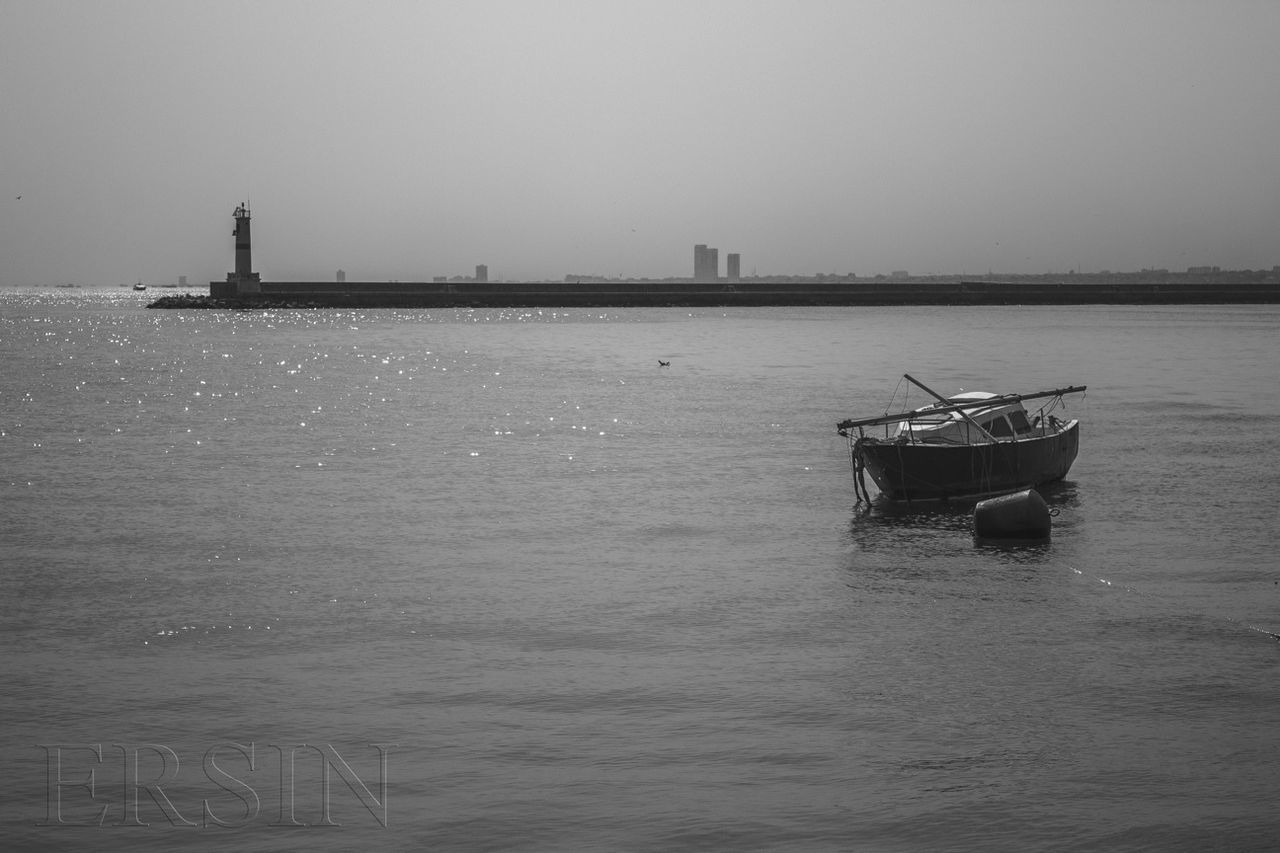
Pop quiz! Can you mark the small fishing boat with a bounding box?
[837,374,1085,503]
[133,282,147,291]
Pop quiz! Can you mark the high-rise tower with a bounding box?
[694,244,719,282]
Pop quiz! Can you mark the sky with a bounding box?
[3,0,1279,285]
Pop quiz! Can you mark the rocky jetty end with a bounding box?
[147,294,322,310]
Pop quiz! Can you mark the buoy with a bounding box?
[973,489,1050,540]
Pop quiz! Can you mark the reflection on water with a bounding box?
[1034,479,1080,509]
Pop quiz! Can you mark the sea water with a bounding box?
[2,289,1278,851]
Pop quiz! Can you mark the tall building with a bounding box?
[694,244,719,282]
[726,253,740,282]
[336,269,346,283]
[475,264,488,282]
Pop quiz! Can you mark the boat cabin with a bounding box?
[893,392,1040,445]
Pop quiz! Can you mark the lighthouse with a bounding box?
[227,202,260,294]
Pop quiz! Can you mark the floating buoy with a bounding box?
[973,489,1051,541]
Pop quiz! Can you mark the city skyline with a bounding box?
[4,2,1279,286]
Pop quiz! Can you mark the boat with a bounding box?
[133,282,147,291]
[837,374,1086,503]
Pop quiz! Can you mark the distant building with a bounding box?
[891,270,910,279]
[694,244,719,282]
[1187,266,1220,275]
[178,275,188,287]
[726,253,741,282]
[475,264,488,282]
[336,269,346,283]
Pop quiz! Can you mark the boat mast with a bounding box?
[903,373,1000,443]
[837,383,1087,432]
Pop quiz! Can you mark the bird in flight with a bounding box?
[658,360,670,367]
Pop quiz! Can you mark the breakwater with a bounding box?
[149,279,1280,309]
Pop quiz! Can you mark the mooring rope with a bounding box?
[848,434,871,504]
[1066,563,1280,645]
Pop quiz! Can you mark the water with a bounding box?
[2,290,1279,851]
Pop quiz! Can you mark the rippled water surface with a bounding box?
[2,290,1279,851]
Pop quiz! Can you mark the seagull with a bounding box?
[658,360,670,367]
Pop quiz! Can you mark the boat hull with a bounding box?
[856,421,1079,502]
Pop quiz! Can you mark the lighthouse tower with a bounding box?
[226,202,260,294]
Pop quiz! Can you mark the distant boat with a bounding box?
[837,374,1085,503]
[133,282,147,291]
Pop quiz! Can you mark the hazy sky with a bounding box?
[3,1,1279,284]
